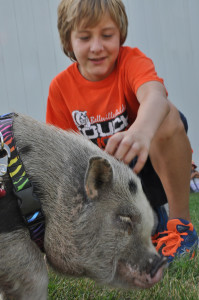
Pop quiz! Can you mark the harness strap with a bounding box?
[0,113,45,252]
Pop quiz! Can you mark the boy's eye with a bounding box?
[103,34,113,38]
[79,36,90,41]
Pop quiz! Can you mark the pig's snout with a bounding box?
[114,255,167,289]
[146,254,167,278]
[133,255,167,288]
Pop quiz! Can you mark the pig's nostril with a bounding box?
[148,255,167,278]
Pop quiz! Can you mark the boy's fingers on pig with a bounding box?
[122,142,140,164]
[105,132,125,155]
[111,135,136,161]
[133,150,148,174]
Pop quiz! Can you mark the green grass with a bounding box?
[48,193,199,300]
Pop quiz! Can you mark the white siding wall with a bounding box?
[0,0,199,165]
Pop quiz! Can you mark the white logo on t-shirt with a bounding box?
[72,109,128,141]
[72,110,91,129]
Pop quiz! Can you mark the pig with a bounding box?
[0,113,166,300]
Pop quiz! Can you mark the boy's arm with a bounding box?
[105,81,170,174]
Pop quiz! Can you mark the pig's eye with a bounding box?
[119,216,132,223]
[118,215,133,234]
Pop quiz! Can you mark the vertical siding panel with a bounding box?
[124,1,167,89]
[158,1,186,107]
[138,1,168,81]
[124,0,150,51]
[0,0,27,113]
[13,0,44,120]
[30,0,58,120]
[0,34,9,111]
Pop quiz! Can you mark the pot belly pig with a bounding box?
[0,113,166,300]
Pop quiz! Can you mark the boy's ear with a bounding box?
[84,156,113,199]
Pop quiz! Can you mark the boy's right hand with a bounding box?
[105,129,150,174]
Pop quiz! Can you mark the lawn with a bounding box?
[48,193,199,300]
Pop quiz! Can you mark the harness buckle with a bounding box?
[0,133,11,176]
[14,185,42,217]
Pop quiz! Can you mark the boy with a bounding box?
[46,0,198,263]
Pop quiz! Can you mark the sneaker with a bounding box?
[152,219,198,263]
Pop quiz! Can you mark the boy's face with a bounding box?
[70,13,120,81]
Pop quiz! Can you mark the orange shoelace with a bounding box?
[152,231,188,257]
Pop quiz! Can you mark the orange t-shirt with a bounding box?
[46,46,166,148]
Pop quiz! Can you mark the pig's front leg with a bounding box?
[0,230,48,300]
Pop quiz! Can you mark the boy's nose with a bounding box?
[90,38,104,53]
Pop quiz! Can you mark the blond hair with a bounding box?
[57,0,128,61]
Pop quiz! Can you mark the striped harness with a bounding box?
[0,113,45,252]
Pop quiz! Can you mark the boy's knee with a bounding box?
[154,102,186,143]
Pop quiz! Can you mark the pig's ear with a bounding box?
[85,156,113,199]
